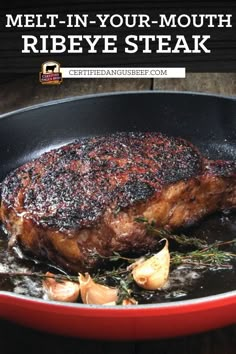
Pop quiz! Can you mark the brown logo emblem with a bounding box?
[39,61,62,85]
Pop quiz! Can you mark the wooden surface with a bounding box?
[1,73,236,114]
[0,75,151,114]
[0,74,236,352]
[0,319,236,354]
[154,73,236,95]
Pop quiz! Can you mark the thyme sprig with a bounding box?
[135,217,207,249]
[171,245,236,268]
[0,238,235,283]
[0,234,235,300]
[93,267,129,283]
[116,276,134,305]
[96,251,136,263]
[0,271,80,283]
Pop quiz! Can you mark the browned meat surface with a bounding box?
[0,132,235,272]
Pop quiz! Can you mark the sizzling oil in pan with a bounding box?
[0,211,235,304]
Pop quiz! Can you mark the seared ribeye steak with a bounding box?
[0,132,235,272]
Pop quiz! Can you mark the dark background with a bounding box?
[0,319,236,354]
[0,0,236,73]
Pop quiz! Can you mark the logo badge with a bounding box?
[39,61,62,85]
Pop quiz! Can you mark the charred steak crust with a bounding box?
[0,132,235,272]
[1,133,202,230]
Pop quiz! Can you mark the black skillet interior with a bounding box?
[0,91,236,181]
[0,91,236,301]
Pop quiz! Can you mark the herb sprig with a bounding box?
[135,217,207,249]
[0,222,235,303]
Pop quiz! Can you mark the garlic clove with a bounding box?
[79,273,118,305]
[131,239,170,290]
[122,298,138,305]
[127,256,146,271]
[42,272,80,302]
[102,301,117,306]
[103,298,138,306]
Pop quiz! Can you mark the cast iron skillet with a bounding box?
[0,91,235,340]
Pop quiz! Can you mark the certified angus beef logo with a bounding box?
[39,61,62,85]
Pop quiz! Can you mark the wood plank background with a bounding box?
[0,319,236,354]
[1,73,236,114]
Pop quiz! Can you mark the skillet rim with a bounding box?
[0,89,236,119]
[0,89,235,311]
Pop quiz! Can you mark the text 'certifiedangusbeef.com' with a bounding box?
[60,67,186,78]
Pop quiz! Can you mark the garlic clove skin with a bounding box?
[43,272,80,302]
[131,239,170,290]
[79,273,118,305]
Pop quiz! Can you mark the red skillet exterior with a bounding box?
[0,291,235,339]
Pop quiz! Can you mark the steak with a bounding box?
[0,132,235,272]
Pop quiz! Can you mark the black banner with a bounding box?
[0,1,236,73]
